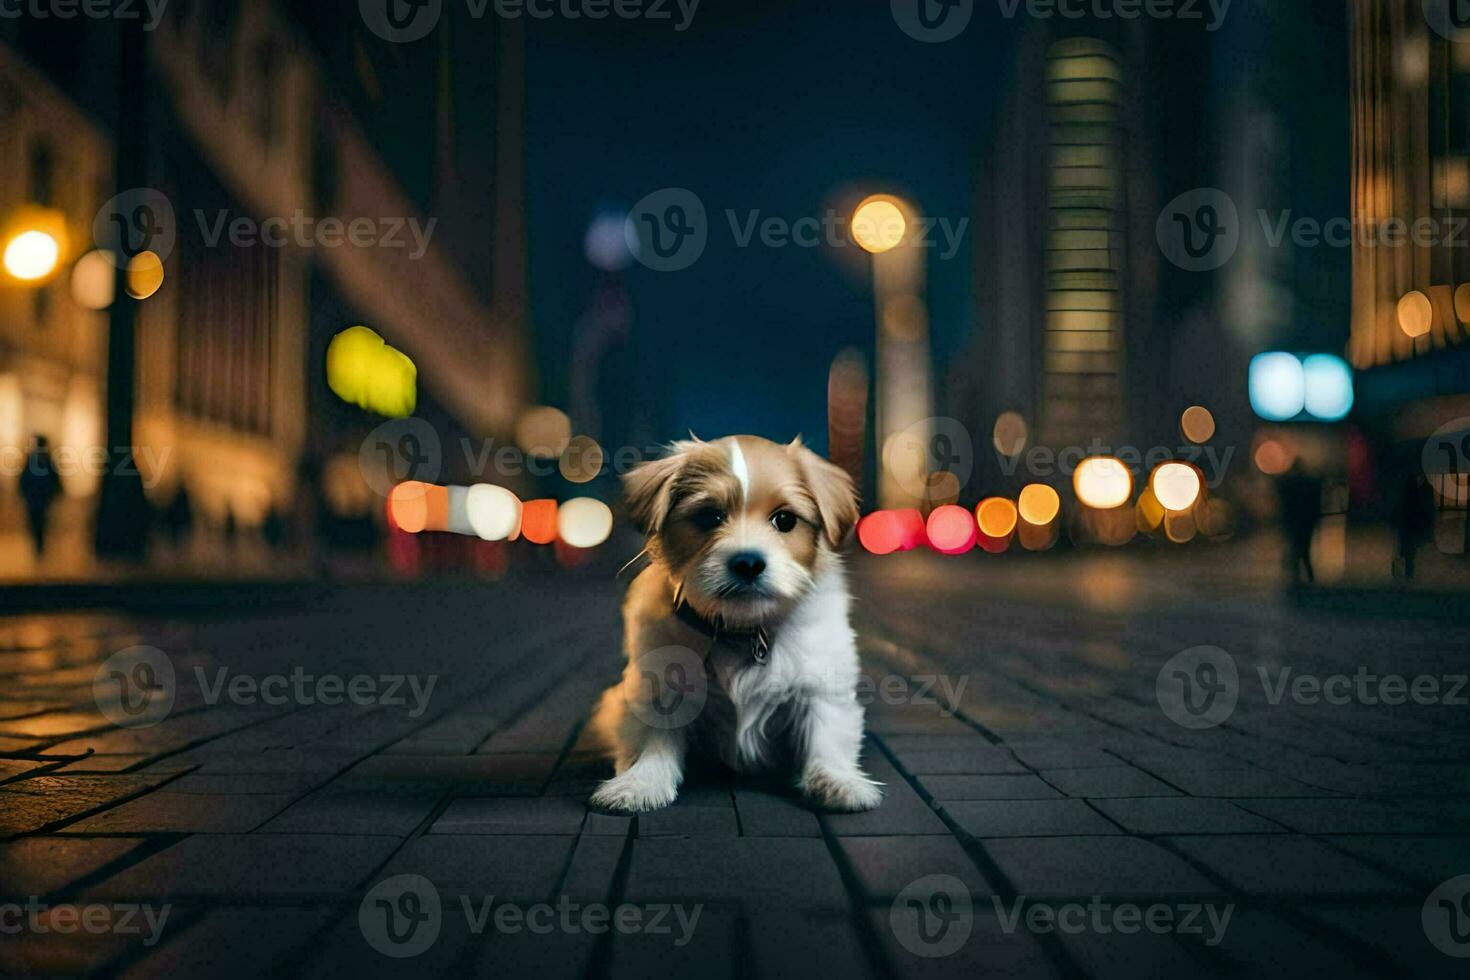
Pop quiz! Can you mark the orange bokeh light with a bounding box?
[387,482,429,533]
[975,497,1018,555]
[1018,483,1061,526]
[519,499,559,544]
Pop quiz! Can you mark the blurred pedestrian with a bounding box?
[1394,472,1435,580]
[17,435,63,559]
[1276,461,1322,585]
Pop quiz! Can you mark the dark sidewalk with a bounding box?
[1,558,1468,978]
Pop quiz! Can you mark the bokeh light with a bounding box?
[3,229,60,281]
[387,482,429,533]
[1397,289,1433,338]
[858,510,928,555]
[515,406,572,459]
[1136,486,1165,533]
[993,411,1028,457]
[1151,462,1202,512]
[466,484,522,541]
[851,196,907,254]
[125,250,165,300]
[1074,457,1133,509]
[1018,484,1061,526]
[584,209,633,271]
[926,505,977,555]
[1253,436,1296,475]
[558,497,614,548]
[1180,405,1215,444]
[1249,352,1306,422]
[1302,354,1354,422]
[423,484,450,532]
[519,499,559,544]
[975,497,1018,554]
[559,435,605,484]
[326,325,418,418]
[70,249,116,310]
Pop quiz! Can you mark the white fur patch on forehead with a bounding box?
[728,439,750,501]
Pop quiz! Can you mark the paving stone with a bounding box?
[377,835,574,900]
[0,758,52,784]
[66,791,297,833]
[583,811,633,836]
[1303,905,1457,976]
[1090,798,1286,835]
[1005,742,1123,770]
[985,837,1224,898]
[0,774,175,835]
[639,804,739,837]
[1137,767,1331,798]
[918,773,1063,800]
[432,797,588,835]
[0,837,150,897]
[1039,767,1184,799]
[117,906,338,980]
[623,837,848,911]
[836,835,992,900]
[156,771,327,795]
[1229,797,1461,834]
[464,924,601,980]
[607,905,738,980]
[884,743,1028,775]
[302,898,480,978]
[49,754,151,774]
[1200,908,1383,979]
[942,800,1122,838]
[869,907,1061,980]
[821,755,949,836]
[257,785,441,836]
[1318,835,1470,889]
[732,790,822,836]
[344,753,558,795]
[747,911,877,980]
[1163,836,1411,898]
[86,834,401,900]
[1054,926,1207,980]
[558,833,626,901]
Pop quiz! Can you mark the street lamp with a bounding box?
[1,206,68,283]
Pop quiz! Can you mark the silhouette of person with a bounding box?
[1276,461,1322,585]
[17,435,63,559]
[1395,473,1436,580]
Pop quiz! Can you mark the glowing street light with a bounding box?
[851,196,907,254]
[1150,462,1202,512]
[1074,457,1133,510]
[3,230,60,281]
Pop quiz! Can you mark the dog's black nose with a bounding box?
[728,551,767,583]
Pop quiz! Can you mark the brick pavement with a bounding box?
[0,561,1468,978]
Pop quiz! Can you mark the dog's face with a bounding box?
[624,436,859,626]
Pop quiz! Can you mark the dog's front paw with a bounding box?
[589,772,679,813]
[800,767,884,812]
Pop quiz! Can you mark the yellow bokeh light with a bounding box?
[558,497,614,549]
[851,196,907,254]
[70,249,116,310]
[4,230,61,281]
[1018,483,1061,526]
[1397,290,1433,338]
[1180,405,1215,444]
[976,497,1019,538]
[1074,456,1133,509]
[993,411,1028,457]
[515,406,572,459]
[559,435,605,484]
[326,325,418,418]
[1151,462,1202,512]
[125,250,165,300]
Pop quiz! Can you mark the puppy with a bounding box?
[589,435,882,813]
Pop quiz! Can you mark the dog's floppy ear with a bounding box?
[792,440,860,548]
[623,440,699,535]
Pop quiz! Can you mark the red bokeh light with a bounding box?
[926,505,977,556]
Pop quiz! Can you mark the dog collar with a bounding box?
[673,601,771,665]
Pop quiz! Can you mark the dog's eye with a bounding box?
[690,508,726,532]
[771,510,798,533]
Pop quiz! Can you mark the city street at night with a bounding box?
[1,552,1467,978]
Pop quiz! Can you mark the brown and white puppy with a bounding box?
[589,435,882,813]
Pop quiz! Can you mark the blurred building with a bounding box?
[0,0,530,570]
[1348,0,1470,546]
